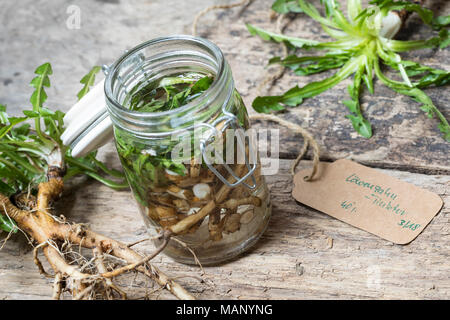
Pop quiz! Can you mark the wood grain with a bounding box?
[0,0,449,300]
[200,0,450,173]
[0,0,448,172]
[0,153,449,299]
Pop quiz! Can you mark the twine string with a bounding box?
[192,1,320,180]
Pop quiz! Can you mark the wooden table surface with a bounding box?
[0,0,449,299]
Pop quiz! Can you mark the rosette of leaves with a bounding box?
[0,63,128,233]
[247,0,450,141]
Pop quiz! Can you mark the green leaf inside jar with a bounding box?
[127,73,214,113]
[115,72,215,207]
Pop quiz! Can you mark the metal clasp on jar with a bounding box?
[63,57,258,190]
[197,109,257,190]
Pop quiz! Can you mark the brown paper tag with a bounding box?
[292,159,443,244]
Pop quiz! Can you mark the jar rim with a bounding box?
[104,35,226,119]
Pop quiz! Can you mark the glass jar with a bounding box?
[104,36,271,265]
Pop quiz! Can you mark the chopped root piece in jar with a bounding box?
[223,213,241,234]
[167,185,194,200]
[156,206,179,227]
[208,209,224,241]
[146,206,160,220]
[172,199,190,213]
[240,209,255,225]
[230,184,251,199]
[221,196,262,210]
[190,159,201,178]
[154,195,175,207]
[200,168,216,183]
[176,177,201,188]
[165,169,188,184]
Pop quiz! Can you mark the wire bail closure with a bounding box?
[64,59,257,189]
[198,108,257,190]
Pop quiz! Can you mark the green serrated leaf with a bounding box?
[77,66,102,100]
[342,100,358,114]
[374,59,450,141]
[23,110,40,117]
[253,97,284,113]
[39,107,56,117]
[282,86,304,106]
[251,0,449,140]
[191,76,214,94]
[346,114,373,138]
[0,214,17,233]
[162,160,187,176]
[0,179,16,197]
[30,75,50,88]
[252,96,286,113]
[0,117,28,139]
[437,123,450,142]
[0,104,8,124]
[369,0,433,25]
[272,0,304,14]
[29,62,53,141]
[246,23,321,48]
[30,87,48,110]
[271,54,350,76]
[433,15,450,29]
[34,62,53,76]
[384,29,449,52]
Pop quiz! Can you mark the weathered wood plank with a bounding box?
[0,0,448,173]
[200,0,450,173]
[0,149,448,299]
[0,0,449,300]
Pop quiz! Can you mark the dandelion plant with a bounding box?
[0,63,193,300]
[247,0,450,140]
[0,63,128,233]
